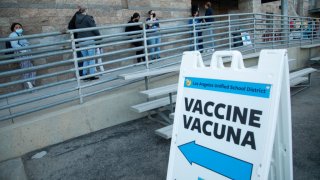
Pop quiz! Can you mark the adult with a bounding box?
[9,23,36,89]
[189,10,204,51]
[204,2,214,50]
[146,10,161,60]
[125,12,145,63]
[74,5,101,80]
[68,7,84,76]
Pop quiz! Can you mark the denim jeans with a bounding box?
[207,28,214,49]
[147,36,161,60]
[80,41,96,76]
[190,32,203,51]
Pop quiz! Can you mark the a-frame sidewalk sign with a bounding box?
[167,50,293,180]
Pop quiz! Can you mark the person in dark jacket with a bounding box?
[204,2,214,50]
[68,8,84,76]
[189,10,203,51]
[74,6,101,80]
[125,12,145,63]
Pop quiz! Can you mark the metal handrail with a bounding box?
[0,13,319,122]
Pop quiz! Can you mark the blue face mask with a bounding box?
[16,29,23,35]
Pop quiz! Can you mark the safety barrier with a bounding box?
[0,13,319,121]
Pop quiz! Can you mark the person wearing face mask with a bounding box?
[125,12,145,63]
[189,10,204,52]
[75,5,101,81]
[204,2,214,51]
[9,22,36,89]
[146,10,161,60]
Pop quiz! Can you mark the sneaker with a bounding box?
[90,76,99,80]
[26,82,33,89]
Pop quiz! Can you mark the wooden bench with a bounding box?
[289,67,317,95]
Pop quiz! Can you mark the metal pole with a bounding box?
[142,23,150,90]
[253,14,257,52]
[70,32,83,103]
[281,0,289,47]
[193,18,197,50]
[273,15,275,49]
[228,14,232,50]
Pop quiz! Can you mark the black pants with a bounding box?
[77,51,83,76]
[132,41,145,63]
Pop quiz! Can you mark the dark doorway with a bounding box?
[191,0,238,16]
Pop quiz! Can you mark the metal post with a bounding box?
[272,15,275,49]
[5,97,13,123]
[228,14,232,50]
[311,19,314,44]
[142,23,150,90]
[300,18,303,46]
[192,18,197,51]
[169,93,173,113]
[253,14,257,52]
[70,32,83,103]
[281,0,289,47]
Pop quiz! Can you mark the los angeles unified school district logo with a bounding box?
[185,79,192,87]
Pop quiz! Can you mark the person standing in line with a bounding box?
[125,12,145,63]
[68,7,84,76]
[189,10,204,51]
[9,23,36,89]
[204,2,214,51]
[74,5,101,80]
[146,10,161,60]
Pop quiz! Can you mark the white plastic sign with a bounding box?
[167,50,293,180]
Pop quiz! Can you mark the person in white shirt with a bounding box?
[9,23,36,89]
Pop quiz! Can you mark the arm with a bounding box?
[68,13,77,30]
[9,33,22,49]
[154,19,160,28]
[88,16,101,36]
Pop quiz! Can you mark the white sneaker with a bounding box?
[26,82,33,89]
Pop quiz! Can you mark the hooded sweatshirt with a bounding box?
[75,13,100,39]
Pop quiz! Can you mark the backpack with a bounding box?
[5,41,14,55]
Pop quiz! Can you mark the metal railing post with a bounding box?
[253,14,257,52]
[287,15,290,47]
[272,15,275,49]
[311,19,314,44]
[192,18,197,51]
[228,14,232,50]
[142,23,150,90]
[70,32,83,103]
[300,18,303,46]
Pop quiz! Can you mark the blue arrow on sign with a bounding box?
[178,141,253,180]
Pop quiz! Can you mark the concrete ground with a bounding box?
[15,71,320,180]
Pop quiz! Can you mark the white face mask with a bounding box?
[16,28,23,34]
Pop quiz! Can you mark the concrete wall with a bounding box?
[0,0,191,38]
[0,73,179,162]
